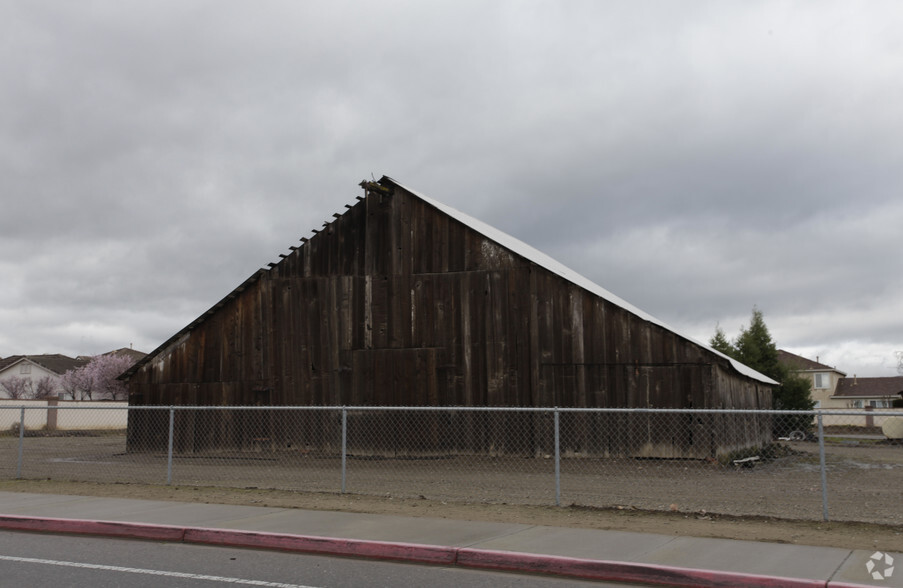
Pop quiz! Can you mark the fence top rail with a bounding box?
[4,405,902,417]
[3,404,130,410]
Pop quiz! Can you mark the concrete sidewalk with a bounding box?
[0,491,896,587]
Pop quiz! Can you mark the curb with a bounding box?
[456,548,826,588]
[184,527,456,565]
[0,515,839,587]
[0,514,185,542]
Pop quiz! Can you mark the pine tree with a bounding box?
[734,307,781,382]
[711,307,814,434]
[709,324,735,356]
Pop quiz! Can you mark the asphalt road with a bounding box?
[0,531,635,587]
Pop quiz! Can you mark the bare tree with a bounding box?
[58,371,82,400]
[33,376,59,399]
[0,376,34,399]
[60,364,96,400]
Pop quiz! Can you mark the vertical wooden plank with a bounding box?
[350,350,365,405]
[528,268,541,407]
[436,212,449,273]
[388,192,401,277]
[398,192,412,278]
[371,275,388,349]
[459,273,473,405]
[536,271,556,406]
[326,277,341,404]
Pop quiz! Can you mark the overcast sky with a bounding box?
[2,1,901,377]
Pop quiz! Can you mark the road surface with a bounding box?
[0,530,633,587]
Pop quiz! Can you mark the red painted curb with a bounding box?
[0,514,186,542]
[456,548,828,588]
[183,527,457,565]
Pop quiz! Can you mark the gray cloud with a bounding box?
[2,1,902,376]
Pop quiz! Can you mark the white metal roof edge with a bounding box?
[384,177,779,387]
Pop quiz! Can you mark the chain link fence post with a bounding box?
[341,407,347,494]
[166,406,175,486]
[554,407,560,507]
[15,406,25,479]
[817,411,829,521]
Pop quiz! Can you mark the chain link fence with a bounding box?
[1,405,901,525]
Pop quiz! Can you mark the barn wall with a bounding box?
[127,182,772,457]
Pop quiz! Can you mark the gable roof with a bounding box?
[384,177,777,386]
[778,350,846,375]
[123,176,778,386]
[0,354,88,376]
[833,376,903,398]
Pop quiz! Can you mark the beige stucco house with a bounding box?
[779,350,903,428]
[777,350,847,408]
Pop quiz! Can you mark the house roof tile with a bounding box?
[833,376,903,398]
[777,349,845,375]
[0,354,88,376]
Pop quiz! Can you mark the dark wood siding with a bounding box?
[126,180,772,457]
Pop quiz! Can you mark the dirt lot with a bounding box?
[2,434,902,553]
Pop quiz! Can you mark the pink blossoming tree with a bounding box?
[60,354,135,401]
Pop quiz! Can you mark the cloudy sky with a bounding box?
[2,1,901,377]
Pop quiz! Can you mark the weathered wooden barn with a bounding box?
[123,176,776,458]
